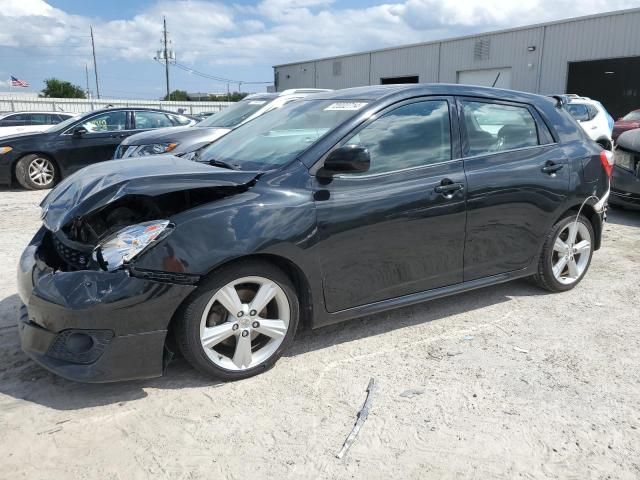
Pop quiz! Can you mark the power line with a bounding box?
[173,62,271,84]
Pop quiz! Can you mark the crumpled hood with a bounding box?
[41,155,259,232]
[121,125,231,147]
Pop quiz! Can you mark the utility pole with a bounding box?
[85,64,91,99]
[90,26,100,99]
[163,17,170,100]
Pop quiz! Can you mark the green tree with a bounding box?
[209,92,248,102]
[163,89,189,101]
[41,78,86,98]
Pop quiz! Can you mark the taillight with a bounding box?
[599,150,614,177]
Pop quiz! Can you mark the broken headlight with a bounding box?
[93,220,172,271]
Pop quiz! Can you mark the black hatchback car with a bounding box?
[17,84,611,382]
[0,107,194,190]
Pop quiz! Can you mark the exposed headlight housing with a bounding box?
[614,149,637,172]
[124,143,178,158]
[0,146,13,155]
[93,220,172,271]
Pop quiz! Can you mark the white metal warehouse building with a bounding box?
[273,8,640,118]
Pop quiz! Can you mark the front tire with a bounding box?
[15,154,57,190]
[174,260,299,381]
[533,213,594,292]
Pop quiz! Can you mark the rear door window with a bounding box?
[134,111,175,129]
[461,100,543,156]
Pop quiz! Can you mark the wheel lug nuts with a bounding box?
[252,321,260,328]
[250,309,257,316]
[232,324,239,331]
[237,311,244,318]
[241,329,249,337]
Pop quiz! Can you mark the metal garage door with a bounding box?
[457,68,512,89]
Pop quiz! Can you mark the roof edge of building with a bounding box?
[272,7,640,68]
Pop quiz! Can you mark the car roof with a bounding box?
[0,111,75,116]
[303,83,556,106]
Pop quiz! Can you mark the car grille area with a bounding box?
[52,235,93,270]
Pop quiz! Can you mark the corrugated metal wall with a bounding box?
[274,9,640,95]
[539,12,640,93]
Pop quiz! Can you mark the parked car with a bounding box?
[609,129,640,210]
[563,95,613,150]
[113,89,332,160]
[0,107,195,189]
[612,109,640,142]
[17,84,611,383]
[0,111,76,137]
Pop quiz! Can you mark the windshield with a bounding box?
[45,113,83,133]
[622,111,640,121]
[198,98,273,128]
[199,99,369,170]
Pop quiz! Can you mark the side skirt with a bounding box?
[312,264,537,329]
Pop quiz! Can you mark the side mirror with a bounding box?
[320,145,370,176]
[72,126,88,138]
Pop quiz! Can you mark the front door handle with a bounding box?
[434,179,464,195]
[541,161,563,174]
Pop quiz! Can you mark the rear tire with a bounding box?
[15,154,57,190]
[533,213,594,292]
[174,260,299,381]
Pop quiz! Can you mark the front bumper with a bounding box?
[17,230,196,382]
[0,150,18,185]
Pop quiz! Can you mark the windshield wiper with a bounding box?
[208,159,237,170]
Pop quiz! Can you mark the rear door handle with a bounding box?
[434,180,464,195]
[541,161,563,174]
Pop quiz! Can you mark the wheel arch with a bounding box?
[166,253,315,351]
[562,202,602,250]
[595,137,612,151]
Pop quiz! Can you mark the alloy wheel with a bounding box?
[551,220,592,285]
[199,276,290,371]
[28,157,55,187]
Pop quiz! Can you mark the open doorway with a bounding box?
[566,56,640,119]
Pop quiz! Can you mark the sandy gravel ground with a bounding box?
[0,188,639,480]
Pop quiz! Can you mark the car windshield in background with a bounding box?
[199,99,368,170]
[622,111,640,121]
[197,99,271,128]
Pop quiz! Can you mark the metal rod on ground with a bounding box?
[336,378,376,459]
[90,26,100,99]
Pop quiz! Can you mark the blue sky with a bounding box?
[1,0,638,99]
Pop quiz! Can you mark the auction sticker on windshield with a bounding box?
[248,101,267,105]
[324,102,368,111]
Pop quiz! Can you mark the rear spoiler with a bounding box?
[550,95,570,108]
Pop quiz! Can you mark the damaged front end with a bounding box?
[17,156,259,382]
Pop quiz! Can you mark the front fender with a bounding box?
[132,171,319,282]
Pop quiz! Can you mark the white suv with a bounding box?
[564,95,613,150]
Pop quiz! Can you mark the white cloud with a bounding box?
[0,0,639,71]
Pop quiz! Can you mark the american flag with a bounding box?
[10,76,29,87]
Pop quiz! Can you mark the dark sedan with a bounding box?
[0,107,194,189]
[610,129,640,210]
[17,84,610,382]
